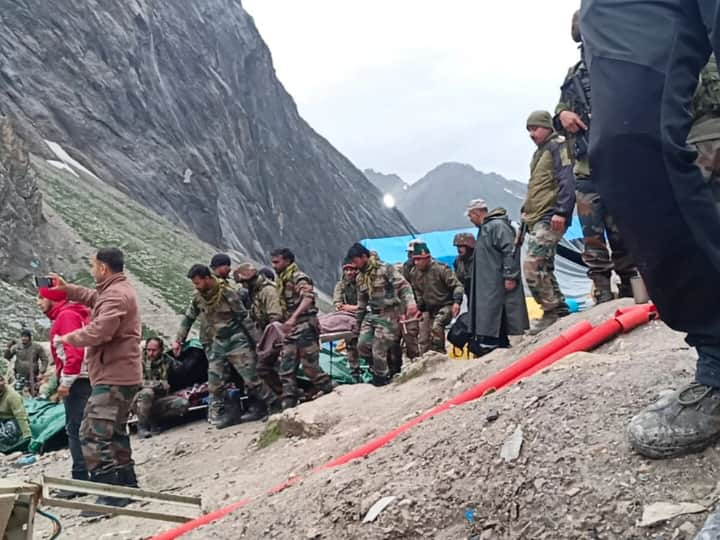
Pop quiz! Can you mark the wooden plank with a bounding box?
[42,476,201,507]
[42,497,194,523]
[320,331,354,343]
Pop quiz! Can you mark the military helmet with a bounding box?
[526,110,553,130]
[453,233,476,249]
[571,10,581,43]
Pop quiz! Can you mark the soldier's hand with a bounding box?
[171,341,182,357]
[281,320,296,334]
[550,214,566,233]
[56,384,70,399]
[49,273,68,292]
[504,279,517,292]
[6,340,15,349]
[558,111,587,134]
[406,304,419,320]
[452,304,461,318]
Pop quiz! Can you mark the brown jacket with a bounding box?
[64,273,143,386]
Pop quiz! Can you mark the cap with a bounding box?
[411,242,431,258]
[342,256,356,270]
[20,329,32,338]
[39,287,67,303]
[466,198,488,215]
[210,253,231,269]
[526,110,553,130]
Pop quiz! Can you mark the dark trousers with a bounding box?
[581,0,720,385]
[65,378,91,480]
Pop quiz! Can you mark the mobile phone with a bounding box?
[34,276,54,288]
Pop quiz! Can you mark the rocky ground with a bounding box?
[5,299,717,540]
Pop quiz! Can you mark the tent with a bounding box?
[361,216,593,312]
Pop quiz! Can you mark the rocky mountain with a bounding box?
[363,169,409,200]
[365,163,527,232]
[0,0,406,297]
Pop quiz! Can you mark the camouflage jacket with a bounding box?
[246,274,284,330]
[356,258,416,324]
[523,132,576,228]
[277,267,318,322]
[4,342,48,381]
[409,260,464,311]
[689,54,720,143]
[453,253,473,296]
[333,277,358,308]
[142,351,174,384]
[555,57,591,178]
[176,279,260,345]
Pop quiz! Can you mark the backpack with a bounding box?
[447,313,471,349]
[694,54,720,119]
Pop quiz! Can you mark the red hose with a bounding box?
[151,311,652,539]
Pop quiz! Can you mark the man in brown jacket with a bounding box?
[54,247,142,508]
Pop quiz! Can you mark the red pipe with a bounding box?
[151,313,653,539]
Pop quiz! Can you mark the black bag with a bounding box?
[447,313,471,348]
[168,346,209,391]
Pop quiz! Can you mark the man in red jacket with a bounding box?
[37,286,91,495]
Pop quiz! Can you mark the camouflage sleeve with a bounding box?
[443,265,465,305]
[294,274,315,301]
[390,265,416,309]
[260,287,284,324]
[550,141,576,219]
[225,288,261,344]
[408,267,424,310]
[355,277,368,327]
[176,298,199,343]
[332,280,345,309]
[554,67,575,116]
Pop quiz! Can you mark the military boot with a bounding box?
[80,471,131,516]
[52,471,88,500]
[137,423,152,439]
[528,311,560,336]
[239,399,269,423]
[371,373,390,387]
[215,399,242,430]
[628,383,720,459]
[618,278,635,299]
[350,369,362,384]
[117,465,139,488]
[281,397,298,411]
[207,398,224,425]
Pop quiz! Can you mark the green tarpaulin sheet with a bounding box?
[25,399,66,454]
[298,346,373,384]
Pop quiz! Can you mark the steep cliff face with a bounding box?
[0,0,403,288]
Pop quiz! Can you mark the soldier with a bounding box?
[401,239,423,359]
[234,262,284,395]
[409,242,464,353]
[333,258,361,382]
[452,232,476,300]
[173,264,278,428]
[690,54,720,205]
[347,243,418,386]
[135,338,189,439]
[522,110,576,335]
[554,10,637,303]
[0,374,31,451]
[209,253,232,282]
[4,329,48,397]
[579,2,720,460]
[271,248,333,409]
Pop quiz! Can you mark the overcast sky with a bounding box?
[244,1,580,184]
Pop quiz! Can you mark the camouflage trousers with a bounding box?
[523,221,566,313]
[278,317,331,400]
[358,310,400,377]
[80,384,139,476]
[576,177,636,293]
[345,336,359,373]
[420,306,452,353]
[694,139,720,204]
[400,315,427,358]
[208,334,276,406]
[133,387,189,425]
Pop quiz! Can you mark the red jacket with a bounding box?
[47,300,90,382]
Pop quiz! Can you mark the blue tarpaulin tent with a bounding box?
[361,217,593,310]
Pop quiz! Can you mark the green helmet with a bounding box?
[571,10,581,43]
[526,110,553,130]
[453,233,476,249]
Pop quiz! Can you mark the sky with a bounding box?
[244,1,581,184]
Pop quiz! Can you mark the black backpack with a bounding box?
[447,313,471,349]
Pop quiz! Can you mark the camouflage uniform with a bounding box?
[276,265,332,399]
[134,351,189,427]
[522,128,576,314]
[3,341,48,396]
[690,54,720,205]
[244,273,284,394]
[555,56,636,300]
[399,259,422,358]
[333,276,359,374]
[356,257,416,378]
[176,279,277,410]
[409,260,464,353]
[80,384,139,476]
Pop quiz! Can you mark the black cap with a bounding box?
[259,267,275,281]
[210,253,231,269]
[346,242,370,260]
[21,329,32,338]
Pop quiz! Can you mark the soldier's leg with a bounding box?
[226,337,278,408]
[109,385,139,479]
[346,336,360,374]
[576,178,614,302]
[401,318,420,359]
[430,306,452,353]
[417,313,432,355]
[357,318,375,372]
[207,340,229,402]
[523,222,563,313]
[582,0,720,458]
[296,320,332,393]
[80,384,120,479]
[278,337,301,403]
[150,395,190,423]
[372,314,398,382]
[257,351,283,396]
[134,388,155,426]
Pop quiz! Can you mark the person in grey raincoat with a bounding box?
[466,199,529,355]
